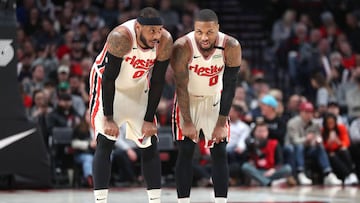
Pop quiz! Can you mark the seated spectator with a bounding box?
[346,66,360,120]
[193,135,212,187]
[241,122,292,186]
[310,72,337,115]
[58,81,86,117]
[112,125,141,186]
[286,101,342,185]
[349,115,360,179]
[226,104,251,184]
[321,113,358,185]
[71,109,96,187]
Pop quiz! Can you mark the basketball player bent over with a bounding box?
[171,9,241,203]
[89,7,172,203]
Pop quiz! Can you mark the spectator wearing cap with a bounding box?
[286,101,342,185]
[57,64,70,84]
[58,81,86,117]
[46,93,81,131]
[259,95,287,147]
[259,94,296,184]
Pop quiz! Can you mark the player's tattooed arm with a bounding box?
[171,38,192,123]
[217,36,242,126]
[224,36,241,68]
[106,27,131,57]
[157,30,173,61]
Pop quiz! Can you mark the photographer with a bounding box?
[241,121,292,186]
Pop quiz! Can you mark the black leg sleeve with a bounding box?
[210,142,229,198]
[93,134,115,190]
[141,136,161,190]
[175,137,196,198]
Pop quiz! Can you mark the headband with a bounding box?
[137,16,163,25]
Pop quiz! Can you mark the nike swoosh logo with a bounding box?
[96,198,106,201]
[213,100,220,107]
[193,56,200,59]
[150,197,160,200]
[144,89,148,93]
[0,128,36,150]
[132,47,137,50]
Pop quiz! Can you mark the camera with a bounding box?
[245,137,265,158]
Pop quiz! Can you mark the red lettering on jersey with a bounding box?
[125,56,155,71]
[189,64,224,77]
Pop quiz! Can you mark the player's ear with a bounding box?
[135,21,142,32]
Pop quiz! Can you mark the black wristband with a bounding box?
[219,66,240,116]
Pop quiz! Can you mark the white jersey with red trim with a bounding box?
[185,31,227,96]
[89,19,158,147]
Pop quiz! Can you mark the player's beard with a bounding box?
[139,33,153,49]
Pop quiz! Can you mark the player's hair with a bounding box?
[194,9,218,23]
[139,7,160,18]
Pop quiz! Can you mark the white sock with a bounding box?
[147,189,161,203]
[214,197,227,203]
[177,197,190,203]
[94,189,108,203]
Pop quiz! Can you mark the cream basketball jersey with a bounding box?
[185,31,227,96]
[94,19,158,91]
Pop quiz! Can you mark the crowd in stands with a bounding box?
[15,0,360,188]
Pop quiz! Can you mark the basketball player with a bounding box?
[171,9,241,203]
[89,7,172,203]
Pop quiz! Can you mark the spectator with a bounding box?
[259,95,286,147]
[321,113,358,185]
[310,72,336,115]
[22,63,46,97]
[343,12,360,53]
[71,109,96,187]
[159,0,180,37]
[286,101,342,185]
[337,66,360,114]
[57,64,70,84]
[227,104,251,183]
[69,74,89,104]
[99,0,118,29]
[345,66,360,119]
[349,115,360,178]
[241,122,292,186]
[28,89,53,148]
[57,81,86,117]
[271,9,296,50]
[46,93,81,130]
[112,125,141,185]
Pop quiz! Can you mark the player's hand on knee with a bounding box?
[104,118,119,137]
[211,125,227,144]
[142,121,157,137]
[182,122,198,142]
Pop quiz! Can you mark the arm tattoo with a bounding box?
[106,29,131,58]
[224,37,241,67]
[171,40,192,123]
[157,31,173,61]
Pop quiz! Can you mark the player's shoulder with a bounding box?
[160,28,173,44]
[173,35,190,50]
[224,34,241,49]
[109,25,132,41]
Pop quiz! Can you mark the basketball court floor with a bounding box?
[0,186,359,203]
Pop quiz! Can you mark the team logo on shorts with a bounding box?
[0,39,14,67]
